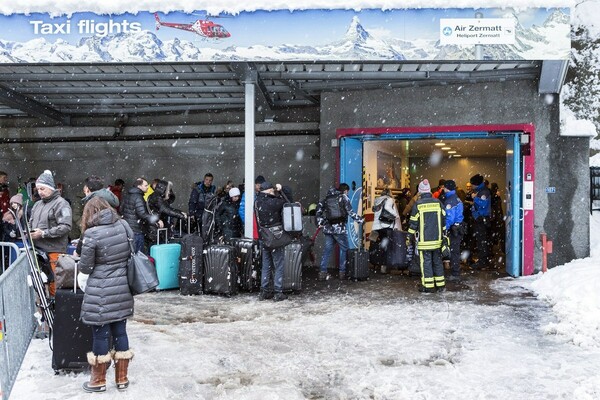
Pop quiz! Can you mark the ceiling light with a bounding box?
[448,150,457,154]
[435,142,446,146]
[506,150,514,154]
[453,154,462,157]
[441,147,451,150]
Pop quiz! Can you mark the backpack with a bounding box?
[324,193,347,224]
[201,194,222,244]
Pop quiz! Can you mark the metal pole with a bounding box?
[244,81,256,238]
[474,12,484,60]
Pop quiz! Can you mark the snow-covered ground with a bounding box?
[11,213,600,399]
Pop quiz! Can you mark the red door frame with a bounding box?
[335,123,536,276]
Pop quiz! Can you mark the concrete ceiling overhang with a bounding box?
[0,60,558,127]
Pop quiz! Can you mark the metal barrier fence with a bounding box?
[0,243,36,400]
[592,167,600,213]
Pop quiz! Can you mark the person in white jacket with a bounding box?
[371,188,400,273]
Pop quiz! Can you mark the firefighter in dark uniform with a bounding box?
[408,179,447,293]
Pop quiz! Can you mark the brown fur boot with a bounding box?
[113,349,134,390]
[82,352,111,393]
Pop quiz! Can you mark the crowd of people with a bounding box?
[370,174,506,292]
[0,167,506,391]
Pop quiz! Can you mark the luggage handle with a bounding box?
[178,216,193,237]
[73,255,78,294]
[157,228,168,245]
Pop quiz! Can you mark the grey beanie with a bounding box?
[36,170,55,190]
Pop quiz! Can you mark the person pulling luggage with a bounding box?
[371,187,400,273]
[469,174,492,269]
[442,180,464,281]
[407,179,446,293]
[315,183,364,281]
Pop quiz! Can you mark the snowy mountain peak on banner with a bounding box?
[326,16,406,60]
[345,16,371,43]
[544,9,570,27]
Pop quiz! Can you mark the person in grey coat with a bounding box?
[79,197,134,393]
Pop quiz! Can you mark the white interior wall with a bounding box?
[409,156,507,195]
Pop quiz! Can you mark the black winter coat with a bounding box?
[79,209,134,325]
[215,197,242,240]
[255,191,285,227]
[147,180,185,241]
[120,187,156,234]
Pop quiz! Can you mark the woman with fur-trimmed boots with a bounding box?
[79,197,135,392]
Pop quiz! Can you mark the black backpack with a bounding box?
[324,193,348,224]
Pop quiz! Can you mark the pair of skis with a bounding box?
[9,206,54,336]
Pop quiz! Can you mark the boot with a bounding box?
[258,290,274,301]
[82,352,111,393]
[273,292,288,302]
[113,349,134,390]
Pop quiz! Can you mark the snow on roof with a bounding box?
[0,0,576,17]
[560,103,598,138]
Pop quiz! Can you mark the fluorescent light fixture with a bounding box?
[435,142,446,146]
[441,147,451,150]
[448,150,457,154]
[506,150,514,154]
[453,154,462,157]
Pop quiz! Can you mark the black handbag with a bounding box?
[378,199,396,224]
[258,223,293,249]
[254,202,292,249]
[121,220,159,295]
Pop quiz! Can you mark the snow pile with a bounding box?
[518,212,600,348]
[0,0,576,16]
[560,102,597,137]
[572,0,600,39]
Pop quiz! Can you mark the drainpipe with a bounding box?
[540,232,553,273]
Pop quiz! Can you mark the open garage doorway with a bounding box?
[337,124,535,277]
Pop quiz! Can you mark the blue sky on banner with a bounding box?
[2,8,567,47]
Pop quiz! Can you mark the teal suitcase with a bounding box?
[150,229,181,290]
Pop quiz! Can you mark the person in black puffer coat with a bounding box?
[79,197,134,393]
[215,187,242,242]
[147,180,186,244]
[119,178,160,254]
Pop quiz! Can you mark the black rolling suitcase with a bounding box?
[179,234,203,295]
[230,238,261,292]
[407,243,421,276]
[368,239,386,266]
[387,231,408,269]
[52,288,93,372]
[347,245,369,281]
[203,245,238,296]
[282,242,303,292]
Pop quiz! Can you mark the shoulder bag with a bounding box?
[378,198,397,224]
[255,203,292,249]
[120,220,159,295]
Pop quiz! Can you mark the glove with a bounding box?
[451,224,462,236]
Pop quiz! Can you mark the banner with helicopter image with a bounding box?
[0,8,570,63]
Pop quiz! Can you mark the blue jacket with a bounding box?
[238,192,249,223]
[443,190,464,230]
[472,183,491,219]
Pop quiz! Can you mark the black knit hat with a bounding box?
[260,181,274,191]
[255,175,266,184]
[470,174,484,186]
[445,180,456,191]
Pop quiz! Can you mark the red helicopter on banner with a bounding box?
[154,13,231,39]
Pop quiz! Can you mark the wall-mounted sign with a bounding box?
[440,18,515,45]
[545,187,556,193]
[0,8,570,63]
